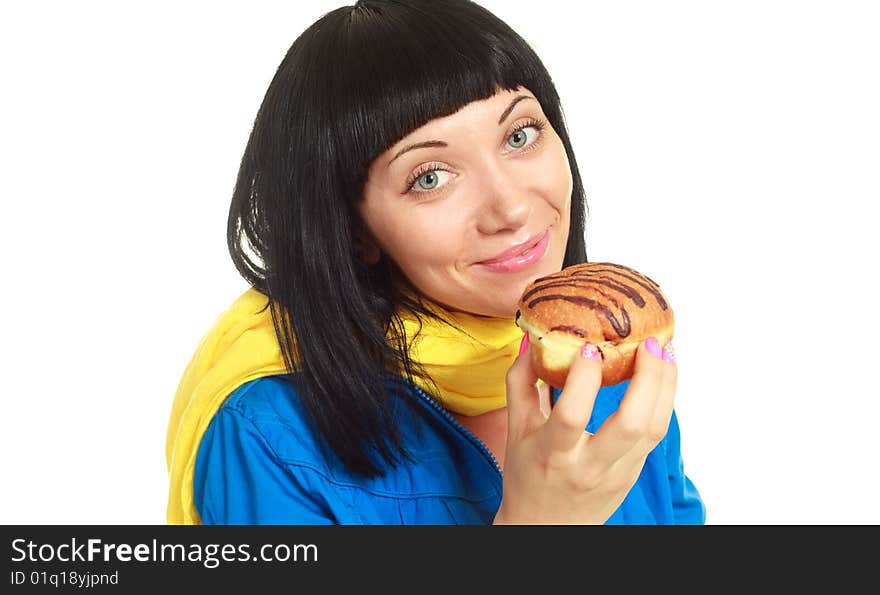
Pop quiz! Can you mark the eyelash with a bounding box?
[403,117,548,195]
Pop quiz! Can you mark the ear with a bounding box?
[353,225,381,266]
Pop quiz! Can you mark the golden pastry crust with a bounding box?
[516,262,674,388]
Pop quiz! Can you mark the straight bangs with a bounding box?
[326,0,565,207]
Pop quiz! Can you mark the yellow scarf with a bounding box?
[165,286,522,524]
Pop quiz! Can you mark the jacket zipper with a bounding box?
[408,383,503,477]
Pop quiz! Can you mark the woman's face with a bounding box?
[359,87,573,318]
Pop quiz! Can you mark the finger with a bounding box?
[505,332,544,438]
[587,337,666,464]
[648,340,678,443]
[544,342,603,451]
[608,339,679,471]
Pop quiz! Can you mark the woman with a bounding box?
[166,0,705,524]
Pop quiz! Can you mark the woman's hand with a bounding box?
[494,334,677,524]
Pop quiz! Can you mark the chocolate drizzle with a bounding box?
[528,294,632,338]
[573,267,668,311]
[522,278,646,307]
[522,263,668,339]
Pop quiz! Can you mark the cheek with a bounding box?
[375,207,466,272]
[543,143,573,211]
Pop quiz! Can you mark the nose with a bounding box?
[474,159,532,235]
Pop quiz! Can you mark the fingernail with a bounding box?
[519,332,529,355]
[581,342,601,361]
[662,340,676,364]
[645,336,662,359]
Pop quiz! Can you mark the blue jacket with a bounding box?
[193,374,705,524]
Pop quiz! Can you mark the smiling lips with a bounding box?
[476,229,550,273]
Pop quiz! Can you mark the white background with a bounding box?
[1,0,878,524]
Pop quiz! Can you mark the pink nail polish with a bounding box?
[581,343,601,361]
[662,341,676,364]
[645,336,662,359]
[519,332,529,355]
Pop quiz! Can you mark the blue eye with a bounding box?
[508,126,531,149]
[417,171,440,190]
[507,120,544,149]
[406,167,451,194]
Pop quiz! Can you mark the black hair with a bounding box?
[227,0,588,477]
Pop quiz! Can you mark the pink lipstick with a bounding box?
[476,230,550,273]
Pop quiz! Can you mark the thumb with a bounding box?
[505,332,544,438]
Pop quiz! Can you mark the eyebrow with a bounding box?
[388,95,536,165]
